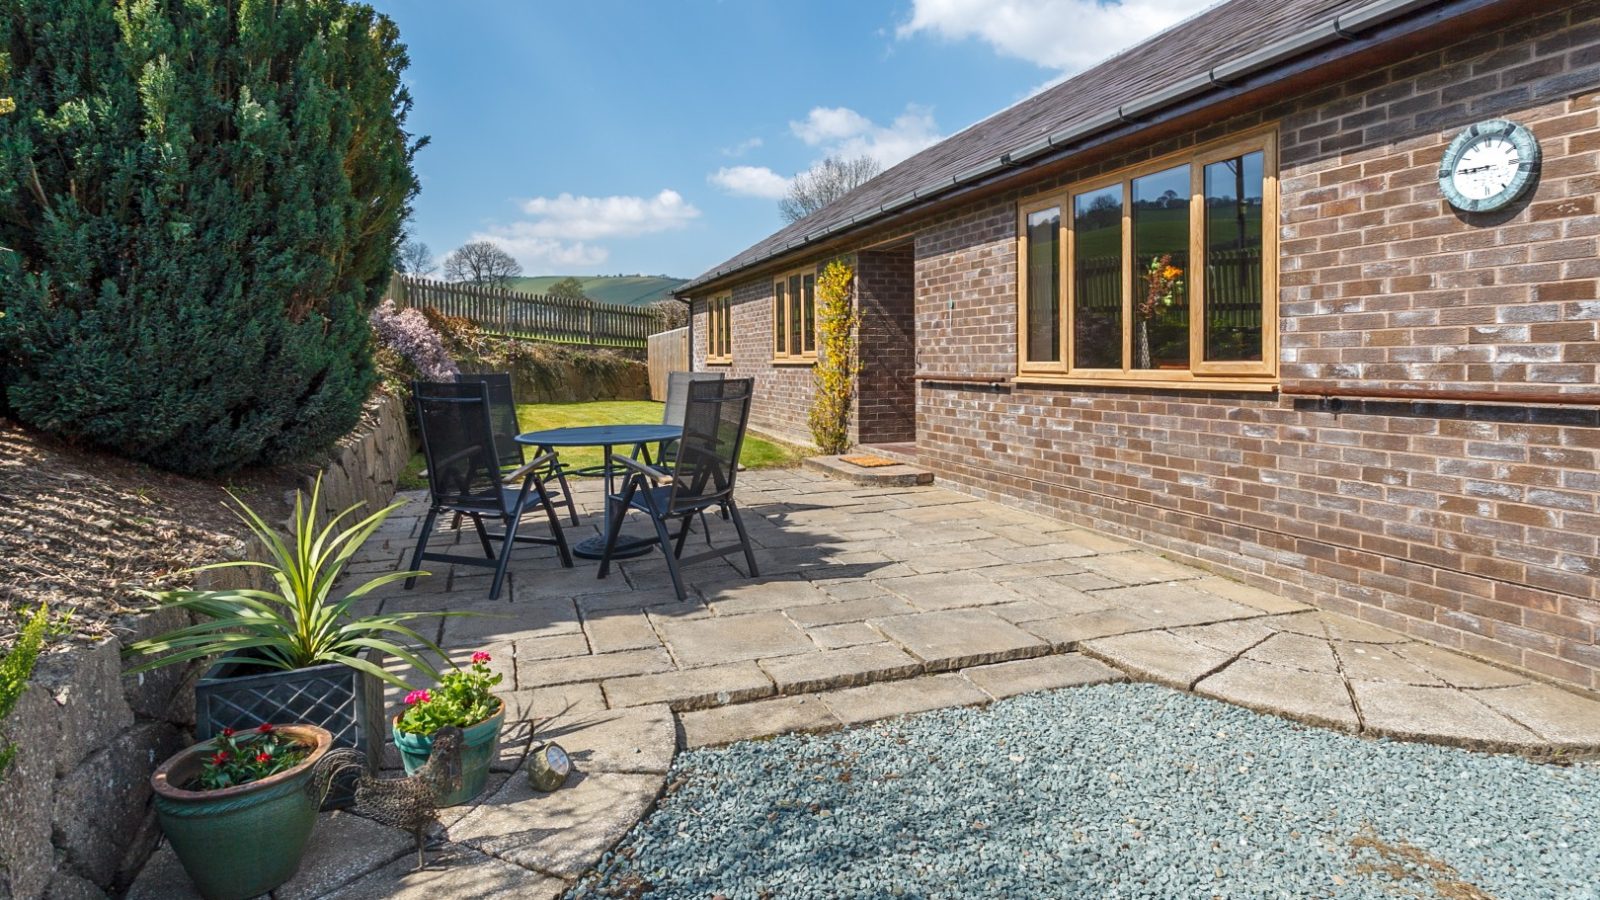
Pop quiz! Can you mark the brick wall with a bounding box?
[691,273,819,447]
[855,248,918,444]
[906,3,1600,691]
[686,3,1600,690]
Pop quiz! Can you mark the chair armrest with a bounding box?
[504,451,560,483]
[609,453,670,483]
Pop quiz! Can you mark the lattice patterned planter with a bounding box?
[194,652,384,808]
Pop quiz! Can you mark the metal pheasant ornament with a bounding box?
[325,726,465,870]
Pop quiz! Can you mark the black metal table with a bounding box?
[516,424,681,560]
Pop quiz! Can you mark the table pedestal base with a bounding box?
[573,533,657,560]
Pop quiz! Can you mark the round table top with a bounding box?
[515,423,681,447]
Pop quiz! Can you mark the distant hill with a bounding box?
[504,275,687,307]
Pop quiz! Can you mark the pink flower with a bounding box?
[471,651,492,664]
[404,689,432,706]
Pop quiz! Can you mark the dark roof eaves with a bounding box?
[675,0,1445,298]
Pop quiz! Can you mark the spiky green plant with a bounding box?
[125,477,447,689]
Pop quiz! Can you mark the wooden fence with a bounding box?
[389,274,665,349]
[646,327,689,401]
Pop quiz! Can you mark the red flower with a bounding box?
[471,651,492,664]
[211,751,229,765]
[221,727,235,738]
[255,752,271,764]
[257,723,274,734]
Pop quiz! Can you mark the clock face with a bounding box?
[1438,120,1540,213]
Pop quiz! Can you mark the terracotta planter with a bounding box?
[151,725,336,900]
[391,699,505,806]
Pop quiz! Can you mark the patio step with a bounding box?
[803,453,933,487]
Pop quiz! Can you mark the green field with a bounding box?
[400,400,805,490]
[505,275,687,307]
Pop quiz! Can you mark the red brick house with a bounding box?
[677,0,1600,692]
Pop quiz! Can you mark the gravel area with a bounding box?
[570,683,1600,899]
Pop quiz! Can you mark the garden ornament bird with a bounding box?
[324,726,465,871]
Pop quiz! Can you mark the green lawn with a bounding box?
[399,399,805,489]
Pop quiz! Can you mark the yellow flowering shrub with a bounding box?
[808,259,859,455]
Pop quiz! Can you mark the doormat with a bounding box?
[840,454,902,468]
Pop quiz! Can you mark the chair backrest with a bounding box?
[412,380,506,512]
[667,378,753,515]
[662,371,725,427]
[454,372,523,469]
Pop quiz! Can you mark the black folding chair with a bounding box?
[407,381,572,601]
[598,378,759,601]
[454,372,578,526]
[636,371,724,468]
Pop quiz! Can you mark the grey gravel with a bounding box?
[569,683,1600,899]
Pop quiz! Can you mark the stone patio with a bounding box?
[131,468,1600,898]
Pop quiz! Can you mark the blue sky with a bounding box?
[369,1,1199,280]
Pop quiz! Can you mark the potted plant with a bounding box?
[151,723,341,900]
[126,476,453,805]
[392,649,504,806]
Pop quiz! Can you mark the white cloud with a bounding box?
[898,0,1199,73]
[721,137,764,157]
[708,165,790,200]
[789,104,942,169]
[791,107,874,146]
[508,189,700,241]
[468,228,609,270]
[469,188,700,272]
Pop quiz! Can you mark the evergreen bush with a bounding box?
[808,260,859,455]
[0,0,422,475]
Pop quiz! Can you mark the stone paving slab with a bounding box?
[1082,630,1236,691]
[329,844,567,899]
[602,661,776,711]
[759,643,923,694]
[452,769,664,880]
[820,673,991,726]
[656,610,813,667]
[1352,681,1542,751]
[678,695,843,749]
[871,608,1050,671]
[961,654,1126,700]
[1195,658,1362,733]
[806,620,885,649]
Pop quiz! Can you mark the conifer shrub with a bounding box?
[0,0,423,475]
[808,260,859,455]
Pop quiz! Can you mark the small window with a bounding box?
[1015,128,1277,386]
[706,293,732,364]
[772,265,818,362]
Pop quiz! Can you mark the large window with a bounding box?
[1017,129,1277,386]
[772,266,817,362]
[706,293,731,364]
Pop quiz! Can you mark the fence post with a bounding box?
[587,299,596,347]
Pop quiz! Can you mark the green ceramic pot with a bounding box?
[392,699,504,806]
[151,725,334,900]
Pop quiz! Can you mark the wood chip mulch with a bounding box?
[0,418,295,651]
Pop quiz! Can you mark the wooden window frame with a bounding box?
[705,293,732,365]
[771,265,818,364]
[1015,126,1279,390]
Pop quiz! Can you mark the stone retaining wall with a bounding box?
[0,392,412,900]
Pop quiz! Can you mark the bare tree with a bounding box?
[779,154,882,224]
[443,241,522,287]
[396,239,437,277]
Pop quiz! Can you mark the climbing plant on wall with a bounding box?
[808,259,859,455]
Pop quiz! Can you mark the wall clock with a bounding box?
[1438,119,1540,213]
